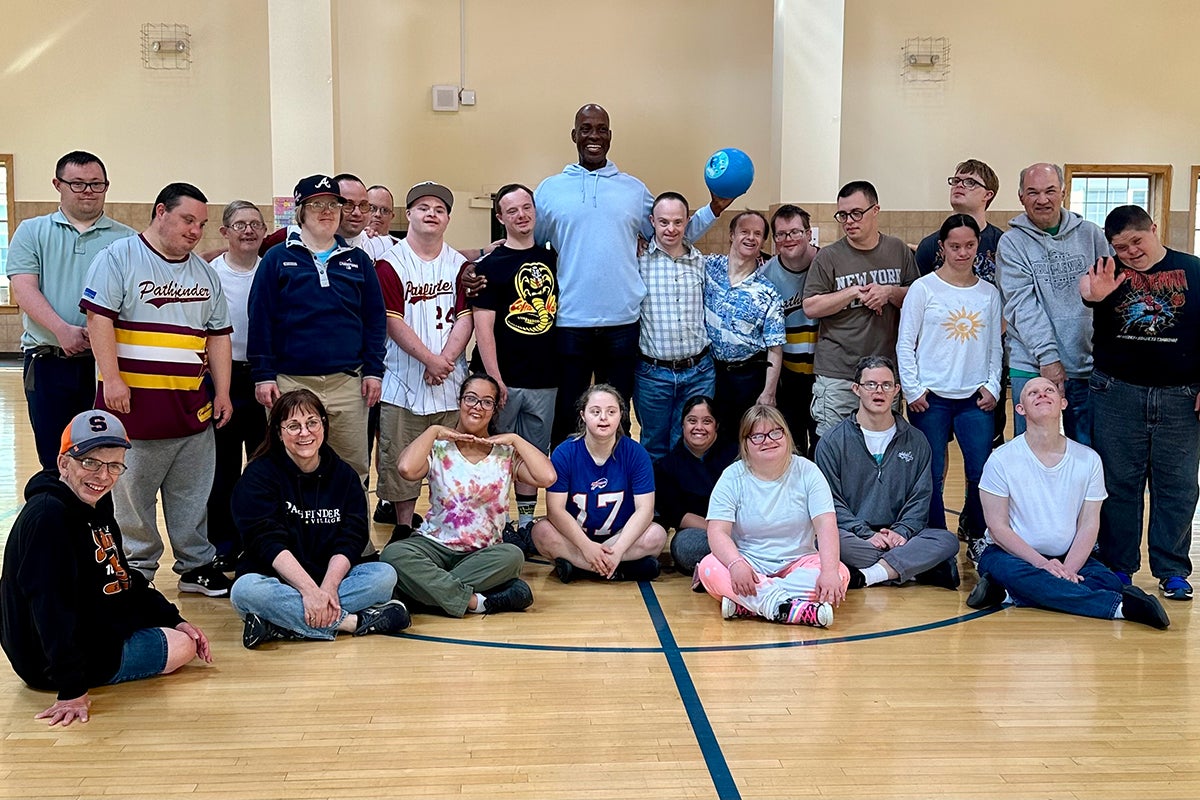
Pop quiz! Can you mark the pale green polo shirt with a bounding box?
[5,210,136,349]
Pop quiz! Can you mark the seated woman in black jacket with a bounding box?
[655,396,736,574]
[230,389,409,648]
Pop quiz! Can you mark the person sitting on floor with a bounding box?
[381,374,556,616]
[814,355,961,590]
[697,405,848,626]
[230,389,409,648]
[966,377,1169,629]
[654,395,736,575]
[1,410,212,726]
[532,384,666,583]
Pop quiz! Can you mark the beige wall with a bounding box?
[0,0,273,204]
[840,0,1200,215]
[332,0,776,246]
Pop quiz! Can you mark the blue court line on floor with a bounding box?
[639,580,741,800]
[397,605,1001,654]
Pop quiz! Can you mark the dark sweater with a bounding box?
[232,446,369,582]
[1,471,184,701]
[654,440,737,530]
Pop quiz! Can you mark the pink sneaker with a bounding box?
[777,599,832,628]
[720,597,756,620]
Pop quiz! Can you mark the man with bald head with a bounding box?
[996,162,1111,445]
[534,103,737,444]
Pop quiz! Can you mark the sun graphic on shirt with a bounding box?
[941,307,985,342]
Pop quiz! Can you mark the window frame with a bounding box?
[1189,164,1199,257]
[1063,163,1172,242]
[1,153,14,307]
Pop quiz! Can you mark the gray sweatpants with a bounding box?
[838,527,958,582]
[114,429,217,580]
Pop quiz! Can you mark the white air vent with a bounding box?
[432,85,460,112]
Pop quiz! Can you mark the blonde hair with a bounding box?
[737,404,797,462]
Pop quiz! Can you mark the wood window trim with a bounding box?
[1063,163,1172,242]
[1,153,14,309]
[1189,165,1199,256]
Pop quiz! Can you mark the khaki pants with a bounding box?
[278,372,369,486]
[377,403,458,502]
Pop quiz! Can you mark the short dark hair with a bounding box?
[853,354,896,384]
[770,204,812,236]
[651,191,689,216]
[938,213,981,243]
[837,180,879,207]
[366,184,393,199]
[492,183,534,217]
[728,210,768,235]
[954,159,1000,207]
[56,150,107,180]
[252,388,328,460]
[680,394,717,426]
[152,183,208,220]
[332,173,365,189]
[1104,204,1155,241]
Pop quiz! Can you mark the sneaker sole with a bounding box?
[720,597,755,620]
[178,581,229,597]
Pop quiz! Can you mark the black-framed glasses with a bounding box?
[343,201,371,213]
[833,205,877,224]
[856,380,896,392]
[229,220,266,232]
[305,200,344,212]
[71,455,127,475]
[948,176,984,189]
[462,393,497,410]
[282,418,323,435]
[746,427,785,445]
[60,180,110,193]
[773,229,810,241]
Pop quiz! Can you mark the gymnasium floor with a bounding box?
[0,364,1196,800]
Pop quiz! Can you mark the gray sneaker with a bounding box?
[353,600,411,636]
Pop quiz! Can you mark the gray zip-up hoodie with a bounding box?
[996,210,1112,377]
[813,414,933,539]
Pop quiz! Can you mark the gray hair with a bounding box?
[221,200,263,227]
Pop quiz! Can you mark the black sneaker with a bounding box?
[554,557,576,584]
[242,613,304,649]
[388,524,413,545]
[915,557,961,590]
[1121,584,1170,629]
[847,567,866,590]
[966,573,1005,609]
[354,600,411,636]
[211,552,237,574]
[613,556,661,582]
[502,521,537,558]
[179,563,233,597]
[373,499,397,524]
[967,537,989,565]
[482,579,534,613]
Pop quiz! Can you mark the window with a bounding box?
[1190,165,1199,257]
[0,154,12,305]
[1064,164,1172,242]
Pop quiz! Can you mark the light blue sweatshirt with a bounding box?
[534,160,715,327]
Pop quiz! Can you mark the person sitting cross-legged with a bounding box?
[381,374,556,616]
[814,355,961,590]
[966,378,1169,629]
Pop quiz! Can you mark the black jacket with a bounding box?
[232,445,369,582]
[1,471,184,700]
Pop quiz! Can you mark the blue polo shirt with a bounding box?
[6,210,136,349]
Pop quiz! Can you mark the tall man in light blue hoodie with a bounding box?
[997,163,1112,446]
[534,103,735,445]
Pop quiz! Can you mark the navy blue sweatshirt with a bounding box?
[1,471,184,701]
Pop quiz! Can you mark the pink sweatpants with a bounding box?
[698,553,850,619]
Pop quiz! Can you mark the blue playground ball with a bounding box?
[704,148,754,198]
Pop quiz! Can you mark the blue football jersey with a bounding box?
[549,436,655,536]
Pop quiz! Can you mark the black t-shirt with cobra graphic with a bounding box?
[469,244,559,389]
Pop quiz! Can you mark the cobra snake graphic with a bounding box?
[505,262,557,335]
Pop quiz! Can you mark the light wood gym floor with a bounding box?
[0,365,1196,800]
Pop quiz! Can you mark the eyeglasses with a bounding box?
[746,427,785,445]
[947,176,985,189]
[71,455,127,475]
[60,180,110,193]
[305,200,344,212]
[228,220,266,232]
[369,204,393,215]
[857,380,896,392]
[343,201,372,213]
[282,418,323,435]
[462,393,497,410]
[773,229,810,241]
[833,205,877,224]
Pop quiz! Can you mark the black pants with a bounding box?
[552,323,639,447]
[23,349,96,470]
[207,362,267,556]
[776,369,817,458]
[713,357,767,444]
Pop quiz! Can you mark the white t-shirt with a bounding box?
[896,271,1002,402]
[861,424,896,464]
[706,455,836,575]
[980,435,1107,556]
[209,254,259,362]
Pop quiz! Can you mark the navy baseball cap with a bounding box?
[60,410,132,457]
[294,174,345,205]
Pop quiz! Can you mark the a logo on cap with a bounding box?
[88,415,109,433]
[316,177,332,189]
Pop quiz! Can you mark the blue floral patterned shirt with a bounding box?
[703,254,786,363]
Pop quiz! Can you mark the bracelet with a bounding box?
[727,556,747,571]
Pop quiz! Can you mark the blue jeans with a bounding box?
[907,392,993,537]
[107,628,169,684]
[230,562,397,640]
[1090,370,1198,579]
[553,323,640,447]
[633,354,716,462]
[977,546,1122,619]
[23,350,97,470]
[1011,374,1091,446]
